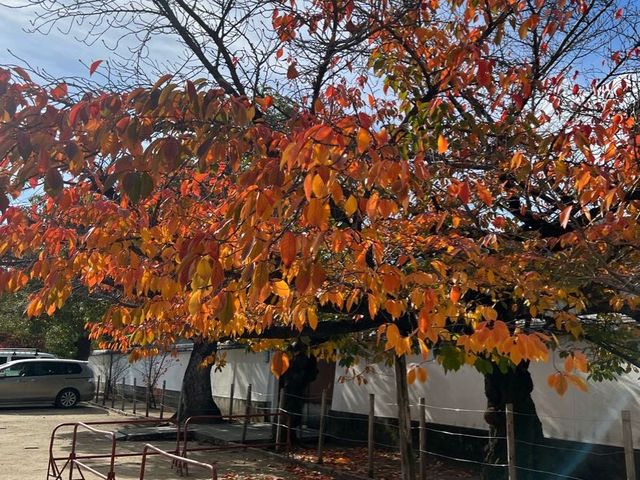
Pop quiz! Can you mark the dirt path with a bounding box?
[0,405,332,480]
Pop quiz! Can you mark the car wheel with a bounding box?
[55,388,79,408]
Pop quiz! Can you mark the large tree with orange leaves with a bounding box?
[1,0,640,477]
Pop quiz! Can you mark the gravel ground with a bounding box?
[0,404,330,480]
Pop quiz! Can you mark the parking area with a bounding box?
[0,404,333,480]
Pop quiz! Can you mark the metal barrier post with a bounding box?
[111,380,116,409]
[368,393,375,478]
[622,410,637,480]
[419,397,426,480]
[506,403,517,480]
[95,375,101,403]
[102,376,107,406]
[133,378,137,415]
[121,377,126,411]
[160,380,166,419]
[242,384,252,444]
[317,388,327,464]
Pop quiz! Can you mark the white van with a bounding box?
[0,348,56,365]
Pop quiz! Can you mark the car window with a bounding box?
[0,357,7,365]
[2,364,27,377]
[51,362,83,375]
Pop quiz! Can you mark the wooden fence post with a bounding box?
[133,378,137,415]
[145,382,150,417]
[419,397,427,480]
[622,410,636,480]
[121,377,126,411]
[242,384,252,444]
[159,380,166,419]
[317,389,327,464]
[368,393,375,479]
[228,381,235,419]
[506,403,517,480]
[275,388,285,451]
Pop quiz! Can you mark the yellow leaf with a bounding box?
[566,373,588,392]
[272,280,290,298]
[385,323,400,351]
[271,352,290,378]
[437,134,449,153]
[344,195,358,217]
[188,290,202,315]
[418,338,430,360]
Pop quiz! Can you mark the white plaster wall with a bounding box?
[89,345,276,405]
[331,351,640,448]
[210,348,277,405]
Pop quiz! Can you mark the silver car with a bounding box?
[0,359,95,408]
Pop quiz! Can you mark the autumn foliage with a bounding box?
[0,0,639,394]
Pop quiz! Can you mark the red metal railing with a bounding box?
[174,412,290,476]
[140,443,217,480]
[47,418,179,480]
[47,412,288,479]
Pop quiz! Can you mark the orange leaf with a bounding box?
[271,352,290,378]
[280,231,297,267]
[51,83,68,100]
[357,128,372,153]
[450,286,461,303]
[559,205,572,229]
[306,198,330,230]
[407,367,417,385]
[548,372,568,395]
[417,366,428,383]
[437,135,449,153]
[573,352,588,373]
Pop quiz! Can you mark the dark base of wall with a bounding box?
[324,410,639,480]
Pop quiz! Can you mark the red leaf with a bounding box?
[280,231,297,267]
[458,181,470,204]
[89,60,103,76]
[287,63,299,80]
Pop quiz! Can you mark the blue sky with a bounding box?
[0,5,107,78]
[0,4,182,82]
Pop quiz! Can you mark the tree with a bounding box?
[2,1,640,478]
[0,287,106,359]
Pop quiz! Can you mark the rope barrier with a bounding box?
[514,464,586,479]
[417,448,508,468]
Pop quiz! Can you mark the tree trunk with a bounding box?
[481,361,544,480]
[281,349,318,445]
[394,354,416,480]
[175,340,222,422]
